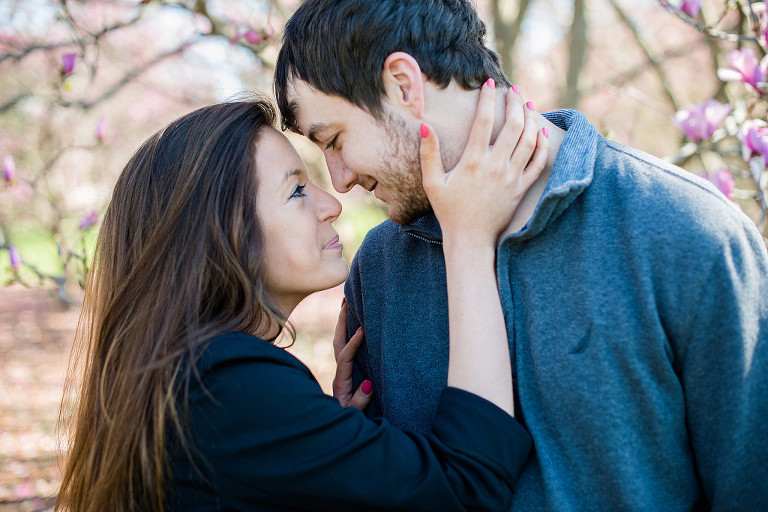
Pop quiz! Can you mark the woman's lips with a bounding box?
[324,235,343,250]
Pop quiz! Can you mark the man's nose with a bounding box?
[324,152,358,194]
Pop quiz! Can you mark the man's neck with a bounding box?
[428,82,565,237]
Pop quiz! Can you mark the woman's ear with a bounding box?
[381,52,425,119]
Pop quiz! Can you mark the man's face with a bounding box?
[287,80,431,225]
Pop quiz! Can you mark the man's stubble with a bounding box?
[376,110,457,225]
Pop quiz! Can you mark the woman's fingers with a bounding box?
[489,88,525,160]
[419,123,444,194]
[335,326,364,380]
[506,101,540,173]
[521,128,550,189]
[462,78,498,162]
[332,326,368,408]
[332,300,348,363]
[347,380,373,411]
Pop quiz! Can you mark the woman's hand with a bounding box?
[420,79,549,247]
[332,301,372,411]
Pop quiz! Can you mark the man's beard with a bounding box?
[375,110,433,225]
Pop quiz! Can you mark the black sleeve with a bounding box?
[185,345,531,512]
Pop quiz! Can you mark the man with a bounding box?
[274,0,768,509]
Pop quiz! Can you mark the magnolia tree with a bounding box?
[662,0,768,229]
[0,0,291,303]
[2,0,768,306]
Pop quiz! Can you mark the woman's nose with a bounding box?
[316,186,342,223]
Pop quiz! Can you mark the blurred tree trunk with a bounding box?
[560,0,588,108]
[492,0,532,81]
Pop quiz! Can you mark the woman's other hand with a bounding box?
[332,300,372,410]
[420,79,549,246]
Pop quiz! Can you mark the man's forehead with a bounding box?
[285,80,331,134]
[286,79,368,134]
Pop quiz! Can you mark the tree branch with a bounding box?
[60,40,198,110]
[492,0,533,80]
[611,0,680,111]
[0,14,146,65]
[560,0,588,107]
[658,0,760,42]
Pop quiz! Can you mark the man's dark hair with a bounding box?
[274,0,511,133]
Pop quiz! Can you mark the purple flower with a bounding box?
[740,119,768,160]
[679,0,702,17]
[96,118,106,142]
[674,99,731,142]
[2,155,16,184]
[8,246,21,273]
[62,52,77,76]
[243,29,262,44]
[717,48,768,93]
[699,169,736,200]
[78,210,99,230]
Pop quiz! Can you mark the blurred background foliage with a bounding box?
[1,0,767,302]
[2,0,768,507]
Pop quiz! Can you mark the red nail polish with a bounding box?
[356,327,362,334]
[542,126,549,138]
[420,123,429,138]
[341,297,346,307]
[512,85,520,94]
[526,101,534,110]
[361,380,373,394]
[486,77,495,89]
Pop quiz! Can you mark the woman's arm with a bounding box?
[171,334,530,512]
[420,80,549,415]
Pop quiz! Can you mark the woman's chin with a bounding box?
[317,265,350,292]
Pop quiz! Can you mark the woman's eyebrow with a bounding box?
[281,169,302,185]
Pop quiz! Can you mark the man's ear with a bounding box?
[382,52,425,119]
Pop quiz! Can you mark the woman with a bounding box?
[56,81,548,511]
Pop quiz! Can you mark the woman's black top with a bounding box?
[166,332,531,511]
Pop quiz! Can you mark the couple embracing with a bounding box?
[57,1,767,511]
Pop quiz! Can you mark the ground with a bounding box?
[0,284,342,512]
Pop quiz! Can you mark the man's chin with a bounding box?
[387,203,433,226]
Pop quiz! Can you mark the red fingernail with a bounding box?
[420,123,429,138]
[542,126,549,138]
[341,297,346,307]
[361,380,373,394]
[512,85,520,94]
[526,101,534,110]
[486,77,495,89]
[356,327,362,334]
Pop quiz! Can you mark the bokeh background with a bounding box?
[1,0,766,509]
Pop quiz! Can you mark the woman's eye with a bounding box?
[324,135,338,150]
[289,184,307,199]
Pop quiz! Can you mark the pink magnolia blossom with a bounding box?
[61,52,77,75]
[96,117,107,142]
[78,210,99,230]
[679,0,702,17]
[699,169,736,200]
[2,155,16,184]
[8,245,21,273]
[244,29,262,44]
[740,119,768,160]
[674,99,731,142]
[717,48,768,93]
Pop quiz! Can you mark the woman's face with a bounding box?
[256,127,348,313]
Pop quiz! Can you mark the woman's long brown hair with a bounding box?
[56,100,288,512]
